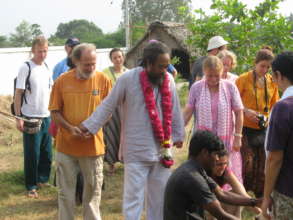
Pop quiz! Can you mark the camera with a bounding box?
[257,114,267,130]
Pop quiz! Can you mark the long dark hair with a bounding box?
[210,149,229,187]
[141,41,170,67]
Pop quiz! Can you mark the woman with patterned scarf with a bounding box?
[184,56,244,217]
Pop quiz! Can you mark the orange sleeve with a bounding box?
[270,85,279,108]
[235,76,244,97]
[48,78,63,112]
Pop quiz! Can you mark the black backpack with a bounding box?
[10,61,32,116]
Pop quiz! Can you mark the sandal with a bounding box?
[27,189,38,198]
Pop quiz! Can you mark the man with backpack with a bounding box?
[14,36,53,198]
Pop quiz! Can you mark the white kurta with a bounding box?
[82,66,185,220]
[83,66,185,162]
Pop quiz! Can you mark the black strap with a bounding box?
[253,71,269,113]
[23,61,31,104]
[23,61,49,103]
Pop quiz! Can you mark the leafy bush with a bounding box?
[182,0,293,74]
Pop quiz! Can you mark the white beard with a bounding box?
[77,71,94,80]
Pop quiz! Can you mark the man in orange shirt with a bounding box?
[49,43,112,220]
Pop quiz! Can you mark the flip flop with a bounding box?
[27,189,38,198]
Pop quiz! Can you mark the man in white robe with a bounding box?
[80,41,185,220]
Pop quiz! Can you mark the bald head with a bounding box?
[71,43,97,79]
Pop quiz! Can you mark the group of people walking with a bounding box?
[13,34,293,220]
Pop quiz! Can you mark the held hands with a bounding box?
[79,124,92,138]
[248,197,265,218]
[255,197,263,207]
[69,124,92,139]
[69,126,84,137]
[246,197,263,216]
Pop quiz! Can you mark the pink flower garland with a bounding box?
[140,70,174,168]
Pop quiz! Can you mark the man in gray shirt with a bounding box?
[80,41,185,220]
[189,36,228,88]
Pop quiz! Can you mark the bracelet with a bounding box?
[234,133,242,137]
[249,198,257,207]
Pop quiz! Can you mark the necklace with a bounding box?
[140,70,174,168]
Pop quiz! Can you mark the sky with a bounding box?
[0,0,292,37]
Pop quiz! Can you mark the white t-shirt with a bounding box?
[16,60,53,117]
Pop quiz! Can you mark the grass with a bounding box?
[0,93,257,220]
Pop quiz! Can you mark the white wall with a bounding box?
[0,46,120,95]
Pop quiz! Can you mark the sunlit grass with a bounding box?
[0,92,257,219]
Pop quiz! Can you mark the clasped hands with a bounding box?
[69,124,92,138]
[69,124,184,148]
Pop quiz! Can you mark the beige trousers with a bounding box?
[56,151,103,220]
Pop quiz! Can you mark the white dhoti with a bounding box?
[123,161,171,220]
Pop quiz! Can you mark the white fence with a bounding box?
[0,46,121,95]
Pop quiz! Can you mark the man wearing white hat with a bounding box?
[189,36,228,87]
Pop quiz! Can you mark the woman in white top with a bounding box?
[103,48,128,174]
[217,50,238,83]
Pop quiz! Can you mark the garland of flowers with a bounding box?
[140,70,174,168]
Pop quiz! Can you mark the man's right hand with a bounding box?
[16,118,24,132]
[69,126,84,138]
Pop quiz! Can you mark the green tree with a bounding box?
[288,13,293,32]
[123,0,191,23]
[131,21,147,45]
[48,35,65,46]
[0,35,10,48]
[53,19,103,44]
[107,28,125,47]
[122,0,192,45]
[184,0,293,73]
[10,20,32,47]
[9,20,43,47]
[94,28,125,48]
[30,24,43,38]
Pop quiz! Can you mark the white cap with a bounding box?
[207,36,228,51]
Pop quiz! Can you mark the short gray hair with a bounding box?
[71,43,96,62]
